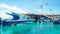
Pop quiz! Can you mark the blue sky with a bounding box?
[0,0,60,14]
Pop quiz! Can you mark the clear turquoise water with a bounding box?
[0,22,60,34]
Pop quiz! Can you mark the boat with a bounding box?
[3,19,34,26]
[54,19,60,24]
[1,12,34,26]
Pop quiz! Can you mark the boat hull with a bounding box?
[54,21,60,24]
[3,19,34,26]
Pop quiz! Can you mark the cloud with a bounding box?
[0,12,13,20]
[0,4,28,14]
[0,4,28,19]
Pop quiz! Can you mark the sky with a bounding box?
[0,0,60,19]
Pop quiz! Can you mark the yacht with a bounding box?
[2,12,34,26]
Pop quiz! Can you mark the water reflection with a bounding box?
[1,22,60,34]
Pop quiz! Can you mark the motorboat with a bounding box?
[54,19,60,24]
[3,19,34,26]
[1,12,34,26]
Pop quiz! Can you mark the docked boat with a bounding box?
[3,19,34,26]
[1,12,34,26]
[54,19,60,24]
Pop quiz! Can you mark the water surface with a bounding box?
[0,22,60,34]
